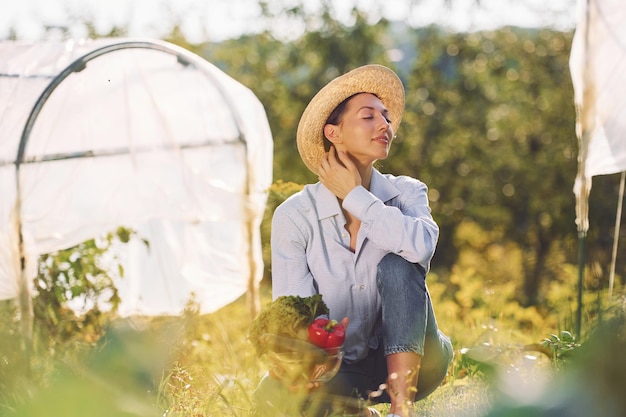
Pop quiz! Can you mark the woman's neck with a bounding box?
[358,164,374,191]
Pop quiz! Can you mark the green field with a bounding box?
[2,271,624,417]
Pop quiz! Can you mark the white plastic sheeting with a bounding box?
[0,38,273,317]
[570,0,626,233]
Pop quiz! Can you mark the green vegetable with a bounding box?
[248,294,329,356]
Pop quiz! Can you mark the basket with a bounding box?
[261,334,344,384]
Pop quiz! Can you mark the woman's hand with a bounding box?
[318,146,361,200]
[339,316,349,330]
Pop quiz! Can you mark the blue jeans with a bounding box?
[254,254,453,416]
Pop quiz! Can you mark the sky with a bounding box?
[1,0,579,43]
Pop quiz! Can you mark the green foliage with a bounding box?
[0,227,143,414]
[205,2,392,185]
[32,227,135,348]
[393,27,579,306]
[155,293,266,417]
[0,300,32,411]
[203,20,625,310]
[248,294,329,355]
[7,320,175,417]
[539,330,580,367]
[482,303,626,417]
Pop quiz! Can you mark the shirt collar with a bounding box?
[315,168,400,220]
[316,184,341,220]
[370,168,400,202]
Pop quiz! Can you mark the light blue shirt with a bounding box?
[270,169,439,363]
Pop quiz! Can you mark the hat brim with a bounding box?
[296,64,405,174]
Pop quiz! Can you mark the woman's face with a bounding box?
[325,93,394,167]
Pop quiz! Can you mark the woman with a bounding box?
[255,65,453,417]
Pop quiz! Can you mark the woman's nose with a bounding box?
[377,114,391,130]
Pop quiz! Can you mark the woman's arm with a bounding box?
[270,203,318,299]
[342,179,438,266]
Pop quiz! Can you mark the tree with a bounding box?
[206,0,393,184]
[390,26,579,305]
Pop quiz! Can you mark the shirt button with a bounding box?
[342,233,347,238]
[360,284,365,290]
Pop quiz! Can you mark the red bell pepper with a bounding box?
[308,318,345,353]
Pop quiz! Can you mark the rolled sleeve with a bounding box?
[342,181,438,268]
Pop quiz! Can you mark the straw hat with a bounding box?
[296,64,405,174]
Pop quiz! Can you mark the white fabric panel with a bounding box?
[570,0,626,232]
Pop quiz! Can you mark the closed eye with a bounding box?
[363,115,391,124]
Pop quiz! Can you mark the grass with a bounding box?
[2,280,625,417]
[155,285,498,417]
[144,284,566,417]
